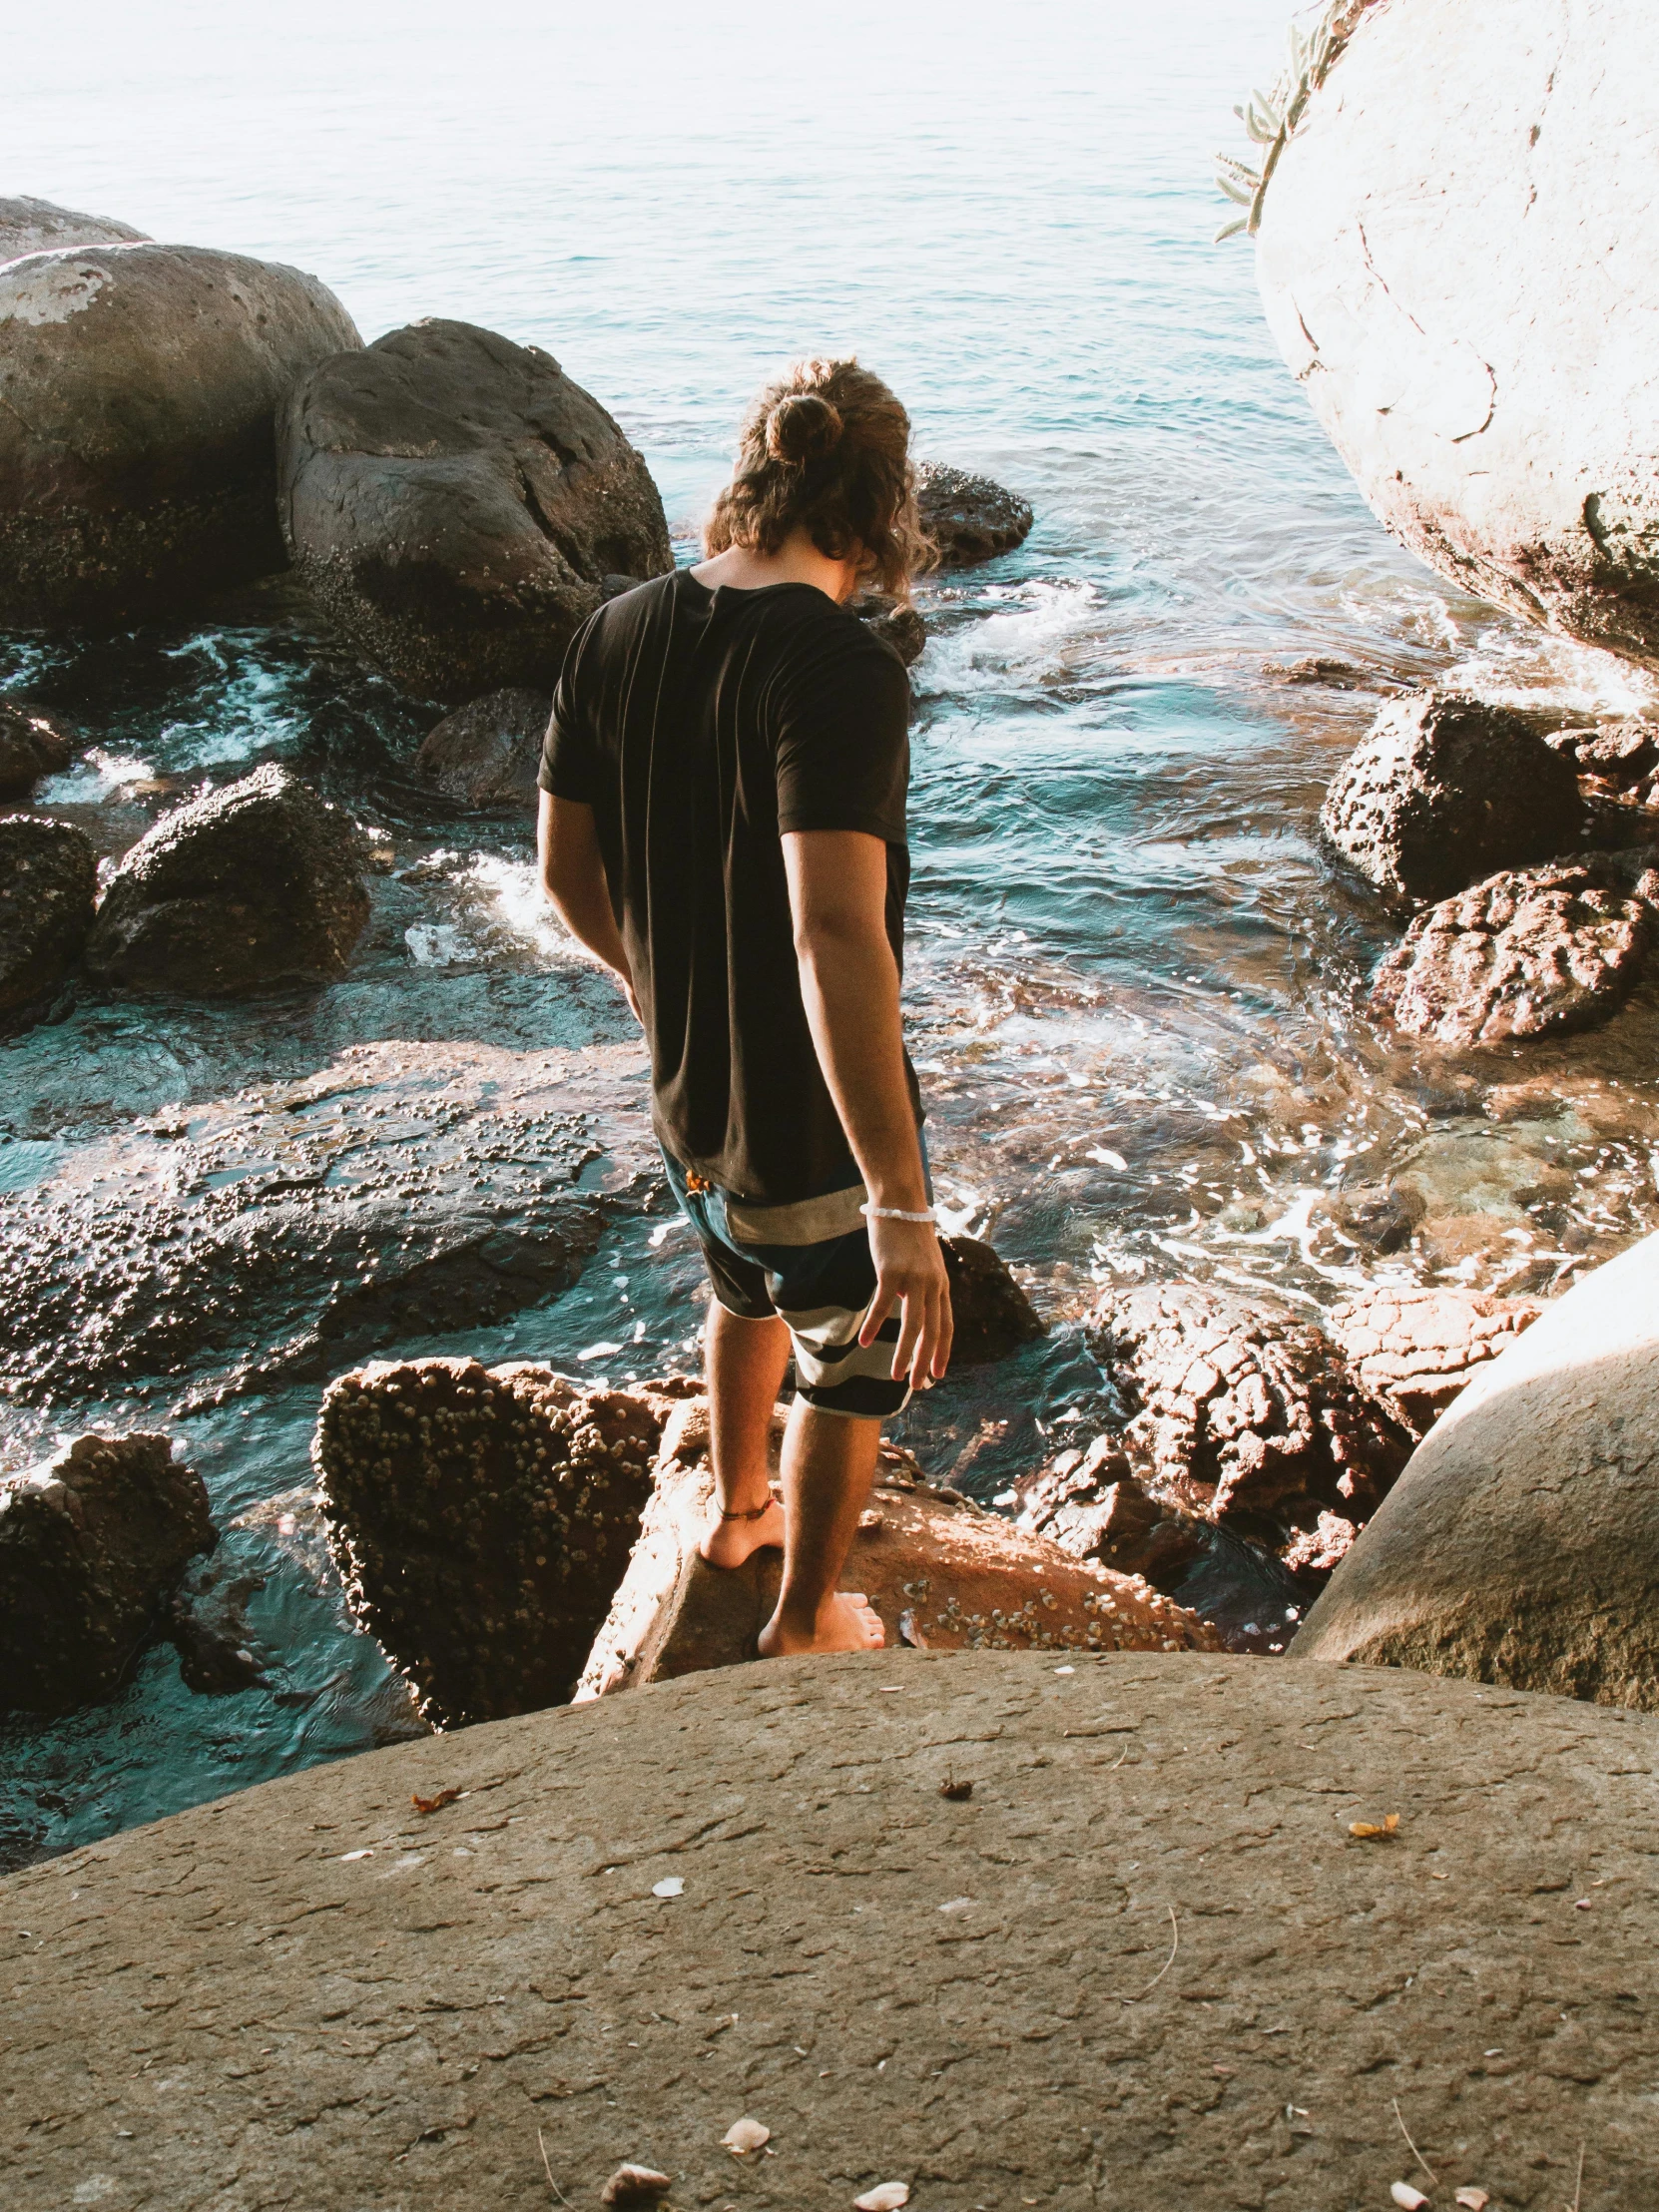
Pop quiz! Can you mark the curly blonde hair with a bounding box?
[703,357,934,597]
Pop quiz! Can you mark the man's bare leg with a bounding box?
[757,1397,884,1655]
[699,1301,791,1567]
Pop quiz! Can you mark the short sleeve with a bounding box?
[773,627,910,841]
[538,616,600,802]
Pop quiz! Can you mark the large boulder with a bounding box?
[0,1433,214,1714]
[0,197,147,264]
[1294,1229,1659,1707]
[1255,0,1659,666]
[1372,856,1653,1047]
[85,763,369,995]
[278,319,674,703]
[0,244,360,627]
[1321,691,1583,905]
[0,815,95,1032]
[0,699,76,796]
[914,461,1034,566]
[6,1654,1657,2209]
[314,1359,676,1727]
[1327,1282,1541,1437]
[413,687,549,810]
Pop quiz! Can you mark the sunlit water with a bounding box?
[5,0,1657,1867]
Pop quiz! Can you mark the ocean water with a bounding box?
[5,0,1658,1867]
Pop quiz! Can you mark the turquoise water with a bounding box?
[5,0,1659,1867]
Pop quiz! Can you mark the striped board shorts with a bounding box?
[660,1150,919,1419]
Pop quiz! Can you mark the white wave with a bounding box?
[404,922,476,966]
[916,580,1107,697]
[37,748,155,805]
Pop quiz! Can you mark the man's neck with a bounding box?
[691,530,863,605]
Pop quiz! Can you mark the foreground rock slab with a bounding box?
[0,1433,213,1714]
[0,815,95,1033]
[279,318,673,702]
[914,461,1034,566]
[0,243,360,626]
[4,1652,1655,2207]
[1295,1230,1659,1708]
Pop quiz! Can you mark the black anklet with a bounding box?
[718,1499,777,1521]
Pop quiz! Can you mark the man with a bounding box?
[538,356,949,1657]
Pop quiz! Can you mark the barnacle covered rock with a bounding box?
[313,1357,671,1727]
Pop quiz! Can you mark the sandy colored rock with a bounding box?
[1255,0,1659,667]
[4,1651,1656,2207]
[1328,1281,1542,1437]
[1295,1230,1659,1708]
[0,814,95,1032]
[0,196,147,264]
[413,687,550,809]
[0,1432,213,1715]
[914,461,1034,566]
[1372,858,1652,1048]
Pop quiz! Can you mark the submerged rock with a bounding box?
[314,1358,670,1727]
[849,591,925,666]
[414,688,550,810]
[86,764,369,995]
[0,1433,215,1714]
[0,196,147,264]
[1371,857,1652,1047]
[0,699,76,795]
[1294,1229,1659,1709]
[0,244,360,627]
[1321,692,1582,905]
[279,319,673,702]
[938,1233,1046,1364]
[1255,0,1659,666]
[914,462,1034,566]
[1327,1283,1541,1438]
[0,815,96,1033]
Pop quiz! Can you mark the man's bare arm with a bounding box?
[537,791,640,1020]
[783,829,951,1388]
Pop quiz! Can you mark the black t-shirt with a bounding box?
[540,567,918,1203]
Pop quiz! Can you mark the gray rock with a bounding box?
[1293,1228,1659,1708]
[1256,0,1659,666]
[1372,857,1652,1048]
[278,319,673,703]
[413,688,550,810]
[0,699,76,795]
[915,461,1033,566]
[86,764,369,996]
[0,815,96,1032]
[1321,691,1583,905]
[6,1654,1657,2207]
[0,244,360,627]
[314,1359,669,1727]
[0,1433,214,1715]
[849,591,925,666]
[0,196,147,265]
[1327,1282,1542,1439]
[938,1233,1045,1364]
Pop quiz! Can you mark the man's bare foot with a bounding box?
[758,1590,885,1656]
[698,1495,786,1569]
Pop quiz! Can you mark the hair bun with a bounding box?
[764,391,843,467]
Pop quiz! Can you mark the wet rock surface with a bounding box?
[1328,1282,1541,1438]
[0,815,96,1032]
[86,764,370,995]
[0,1433,215,1715]
[938,1231,1045,1363]
[1372,858,1653,1048]
[278,318,673,702]
[914,461,1034,566]
[1322,691,1582,906]
[0,1040,654,1405]
[413,687,550,810]
[314,1358,671,1727]
[849,591,925,666]
[0,197,147,263]
[1296,1230,1659,1709]
[7,1652,1657,2210]
[0,244,360,627]
[0,699,76,795]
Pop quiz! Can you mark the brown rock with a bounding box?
[939,1233,1045,1364]
[413,688,550,810]
[0,700,75,795]
[914,462,1034,567]
[1280,1509,1359,1577]
[849,591,925,667]
[0,814,96,1032]
[1328,1283,1541,1437]
[1012,1444,1203,1589]
[1321,691,1583,906]
[0,1433,214,1715]
[1371,858,1651,1048]
[313,1357,673,1728]
[1544,720,1659,788]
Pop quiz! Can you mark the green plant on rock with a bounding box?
[1215,0,1372,242]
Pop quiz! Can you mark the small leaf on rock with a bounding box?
[722,2116,770,2154]
[1454,2192,1489,2211]
[411,1787,462,1815]
[1390,2186,1429,2209]
[853,2186,911,2211]
[938,1775,973,1801]
[600,2165,673,2207]
[1350,1813,1401,1840]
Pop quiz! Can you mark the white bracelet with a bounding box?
[859,1203,937,1224]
